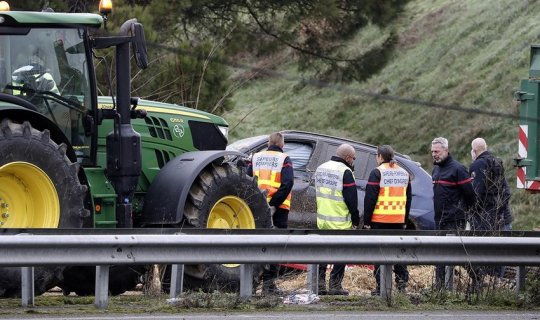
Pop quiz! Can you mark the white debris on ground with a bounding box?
[283,293,320,304]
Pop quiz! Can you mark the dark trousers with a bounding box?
[371,223,409,289]
[463,223,513,293]
[435,219,466,289]
[272,208,288,229]
[262,208,288,285]
[318,264,346,290]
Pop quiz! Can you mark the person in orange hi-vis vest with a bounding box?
[247,132,294,295]
[363,145,411,296]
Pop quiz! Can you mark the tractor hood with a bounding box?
[96,96,228,127]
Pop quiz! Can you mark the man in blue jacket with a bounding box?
[431,137,475,290]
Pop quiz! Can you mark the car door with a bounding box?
[282,139,317,227]
[352,150,377,219]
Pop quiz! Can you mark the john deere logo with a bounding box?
[173,124,184,138]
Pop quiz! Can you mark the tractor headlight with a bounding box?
[218,125,228,139]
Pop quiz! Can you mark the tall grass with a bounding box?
[224,0,540,229]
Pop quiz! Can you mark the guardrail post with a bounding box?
[380,264,392,301]
[445,265,454,290]
[20,267,34,307]
[240,264,253,300]
[169,264,184,299]
[307,264,319,294]
[516,265,527,294]
[95,265,110,309]
[444,233,455,290]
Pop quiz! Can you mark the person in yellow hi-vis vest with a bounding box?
[10,64,59,96]
[315,143,360,296]
[248,132,294,295]
[363,145,411,296]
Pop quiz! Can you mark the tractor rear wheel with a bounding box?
[181,162,271,292]
[0,119,88,297]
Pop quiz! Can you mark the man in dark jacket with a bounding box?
[469,137,513,284]
[364,145,412,296]
[248,132,294,294]
[431,137,475,289]
[469,138,513,231]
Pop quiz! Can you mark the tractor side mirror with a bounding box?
[120,19,148,69]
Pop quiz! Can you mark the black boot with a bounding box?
[328,265,347,295]
[318,282,328,295]
[328,283,349,296]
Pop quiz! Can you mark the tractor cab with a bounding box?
[0,10,101,164]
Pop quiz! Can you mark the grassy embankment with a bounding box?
[224,0,540,230]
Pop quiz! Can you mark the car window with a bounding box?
[325,144,338,162]
[284,142,313,171]
[395,159,416,181]
[353,150,370,179]
[362,153,378,180]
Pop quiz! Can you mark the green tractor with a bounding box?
[0,3,270,296]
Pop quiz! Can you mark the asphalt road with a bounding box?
[1,311,539,320]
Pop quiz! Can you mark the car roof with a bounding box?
[228,130,430,180]
[231,130,408,159]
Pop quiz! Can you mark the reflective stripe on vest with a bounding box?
[372,162,409,224]
[252,150,291,209]
[315,160,352,230]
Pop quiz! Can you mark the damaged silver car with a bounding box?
[227,130,435,230]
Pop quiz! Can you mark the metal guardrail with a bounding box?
[3,234,540,265]
[1,233,539,308]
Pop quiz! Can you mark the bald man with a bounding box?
[314,143,360,295]
[469,138,513,290]
[469,138,513,231]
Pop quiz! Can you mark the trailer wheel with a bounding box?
[0,119,88,297]
[182,162,271,291]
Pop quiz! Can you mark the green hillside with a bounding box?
[223,0,540,229]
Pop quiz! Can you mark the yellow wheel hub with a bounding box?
[207,195,255,229]
[207,195,254,268]
[0,162,60,228]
